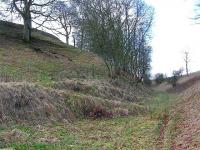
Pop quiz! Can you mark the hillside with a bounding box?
[0,21,167,149]
[0,21,108,85]
[3,21,200,150]
[170,79,200,149]
[3,20,200,150]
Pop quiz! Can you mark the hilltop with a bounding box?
[154,71,200,93]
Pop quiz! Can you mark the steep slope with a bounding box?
[0,21,150,124]
[0,21,107,85]
[0,21,160,149]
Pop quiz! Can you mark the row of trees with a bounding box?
[155,69,183,87]
[72,0,154,80]
[0,0,154,81]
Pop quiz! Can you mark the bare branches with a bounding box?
[46,0,78,44]
[12,0,24,17]
[75,0,154,79]
[1,0,57,42]
[32,0,56,7]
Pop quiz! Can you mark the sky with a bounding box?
[145,0,200,76]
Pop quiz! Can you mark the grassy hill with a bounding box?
[0,21,178,149]
[0,21,108,86]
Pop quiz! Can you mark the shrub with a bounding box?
[143,76,152,86]
[155,73,165,84]
[88,107,113,119]
[168,69,182,87]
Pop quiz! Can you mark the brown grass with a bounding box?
[0,21,149,125]
[0,81,146,124]
[0,82,71,124]
[53,78,150,103]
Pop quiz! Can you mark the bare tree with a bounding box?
[184,51,190,76]
[73,0,154,79]
[49,1,78,44]
[1,0,56,42]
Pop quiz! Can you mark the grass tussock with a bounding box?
[0,82,72,124]
[66,93,146,119]
[0,90,177,149]
[0,81,146,124]
[54,78,149,103]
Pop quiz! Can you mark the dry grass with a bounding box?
[156,74,200,149]
[54,78,151,103]
[0,20,165,149]
[0,81,146,124]
[0,91,176,150]
[0,82,71,124]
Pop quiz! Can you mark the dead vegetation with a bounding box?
[54,78,151,102]
[168,80,200,149]
[0,80,147,125]
[0,20,151,126]
[0,82,72,124]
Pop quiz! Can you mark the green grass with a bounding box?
[0,42,107,87]
[0,92,177,150]
[0,21,178,149]
[143,92,176,119]
[0,21,108,86]
[1,117,157,150]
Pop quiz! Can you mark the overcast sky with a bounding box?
[146,0,200,76]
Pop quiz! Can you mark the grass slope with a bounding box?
[0,21,179,149]
[0,21,107,86]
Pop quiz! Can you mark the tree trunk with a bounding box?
[104,59,113,78]
[66,34,69,45]
[73,37,76,47]
[80,29,84,50]
[23,17,31,42]
[186,60,189,76]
